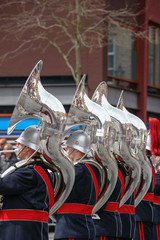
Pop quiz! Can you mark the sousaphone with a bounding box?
[117,96,152,206]
[92,81,141,207]
[65,75,118,214]
[6,60,75,216]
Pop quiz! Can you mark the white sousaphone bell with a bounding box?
[117,95,152,206]
[92,81,142,207]
[65,75,118,214]
[5,60,75,216]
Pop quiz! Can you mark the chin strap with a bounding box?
[67,148,75,156]
[62,148,74,159]
[63,147,88,163]
[78,153,87,162]
[1,148,39,178]
[16,145,26,158]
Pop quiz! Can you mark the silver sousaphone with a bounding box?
[92,82,141,207]
[5,60,75,216]
[117,96,152,207]
[65,75,118,214]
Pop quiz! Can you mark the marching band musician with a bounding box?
[153,155,160,239]
[0,125,55,240]
[93,153,126,240]
[134,133,156,240]
[54,130,101,240]
[90,81,138,240]
[119,193,136,240]
[117,156,136,240]
[149,117,160,239]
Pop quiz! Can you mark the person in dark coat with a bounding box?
[0,138,7,163]
[118,156,136,240]
[0,138,7,152]
[0,143,18,174]
[93,155,134,240]
[152,155,160,240]
[134,135,155,240]
[0,125,55,240]
[54,130,101,240]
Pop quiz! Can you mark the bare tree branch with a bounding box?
[0,0,146,85]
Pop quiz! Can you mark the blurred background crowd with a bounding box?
[0,138,18,175]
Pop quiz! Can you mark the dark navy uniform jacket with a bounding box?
[118,156,136,239]
[152,169,160,239]
[0,160,54,240]
[154,169,160,224]
[93,164,125,238]
[135,158,155,223]
[54,161,101,240]
[119,193,136,239]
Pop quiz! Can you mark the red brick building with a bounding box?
[0,0,159,129]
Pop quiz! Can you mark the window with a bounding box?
[108,23,138,81]
[149,26,160,87]
[108,38,115,75]
[0,76,76,86]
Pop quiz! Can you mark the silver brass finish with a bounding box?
[117,97,152,207]
[66,75,118,214]
[7,60,75,215]
[92,81,141,207]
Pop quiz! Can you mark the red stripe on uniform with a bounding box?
[56,203,94,214]
[104,202,119,212]
[119,204,135,214]
[143,193,154,201]
[95,154,102,163]
[118,169,125,200]
[154,195,160,205]
[152,165,156,189]
[141,221,145,240]
[0,209,48,222]
[118,156,124,162]
[156,225,159,240]
[34,165,54,210]
[44,155,53,163]
[138,222,143,240]
[84,163,99,202]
